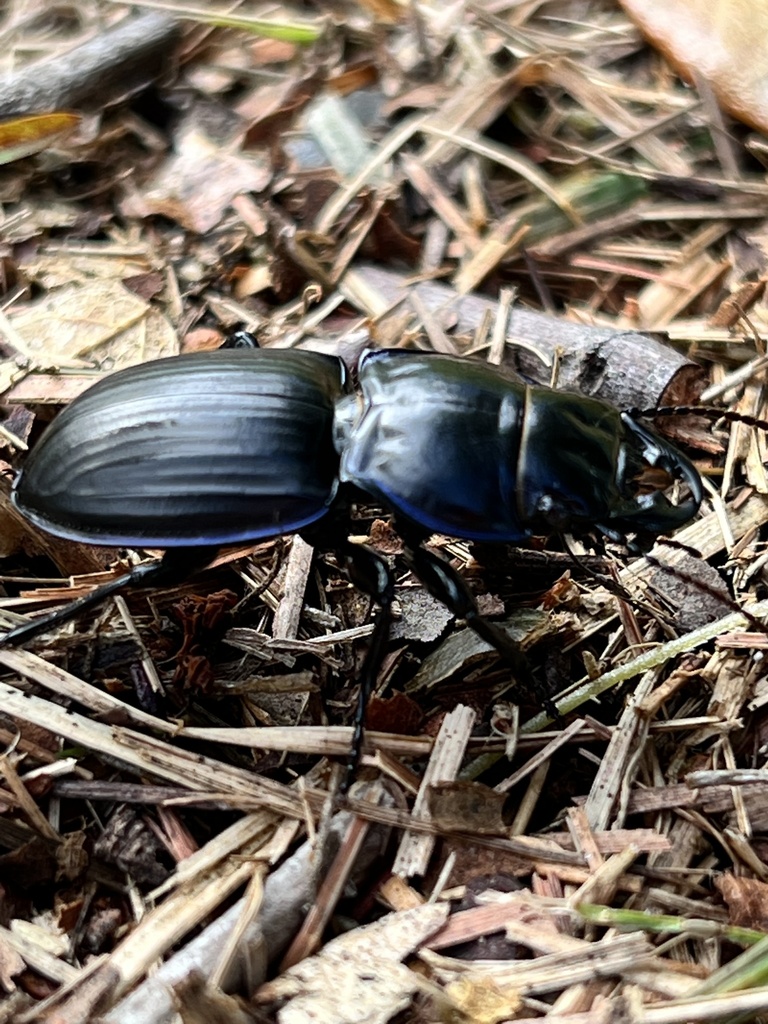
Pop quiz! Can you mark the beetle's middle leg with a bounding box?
[1,546,220,647]
[400,532,528,677]
[314,536,395,793]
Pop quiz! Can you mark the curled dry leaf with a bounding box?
[619,0,768,132]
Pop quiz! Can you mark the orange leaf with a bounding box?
[619,0,768,132]
[0,112,80,165]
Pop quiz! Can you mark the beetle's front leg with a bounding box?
[1,546,220,647]
[402,539,528,676]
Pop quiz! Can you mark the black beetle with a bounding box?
[3,346,703,789]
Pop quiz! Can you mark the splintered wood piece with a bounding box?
[272,536,314,640]
[393,705,476,878]
[584,668,662,831]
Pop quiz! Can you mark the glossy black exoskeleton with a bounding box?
[3,346,703,790]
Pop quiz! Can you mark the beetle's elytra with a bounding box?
[14,349,347,546]
[4,346,704,790]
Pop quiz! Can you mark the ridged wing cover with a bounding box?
[13,349,347,546]
[339,350,529,542]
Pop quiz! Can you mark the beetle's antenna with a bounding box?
[561,534,766,638]
[646,540,768,636]
[560,535,688,635]
[560,535,636,606]
[630,405,768,433]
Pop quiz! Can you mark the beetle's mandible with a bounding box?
[3,347,703,790]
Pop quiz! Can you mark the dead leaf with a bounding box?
[122,122,271,233]
[256,904,449,1024]
[390,586,453,642]
[0,113,80,165]
[619,0,768,133]
[9,280,149,364]
[716,873,768,930]
[427,780,509,835]
[365,691,423,736]
[182,327,226,352]
[444,974,523,1024]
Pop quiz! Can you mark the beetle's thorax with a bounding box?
[335,349,532,543]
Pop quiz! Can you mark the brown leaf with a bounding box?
[444,975,523,1024]
[427,780,510,835]
[365,691,422,735]
[182,327,227,352]
[619,0,768,132]
[9,280,149,363]
[716,873,768,930]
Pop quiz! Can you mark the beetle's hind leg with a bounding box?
[1,546,220,647]
[401,536,528,677]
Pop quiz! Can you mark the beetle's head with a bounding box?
[517,391,702,549]
[596,412,702,550]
